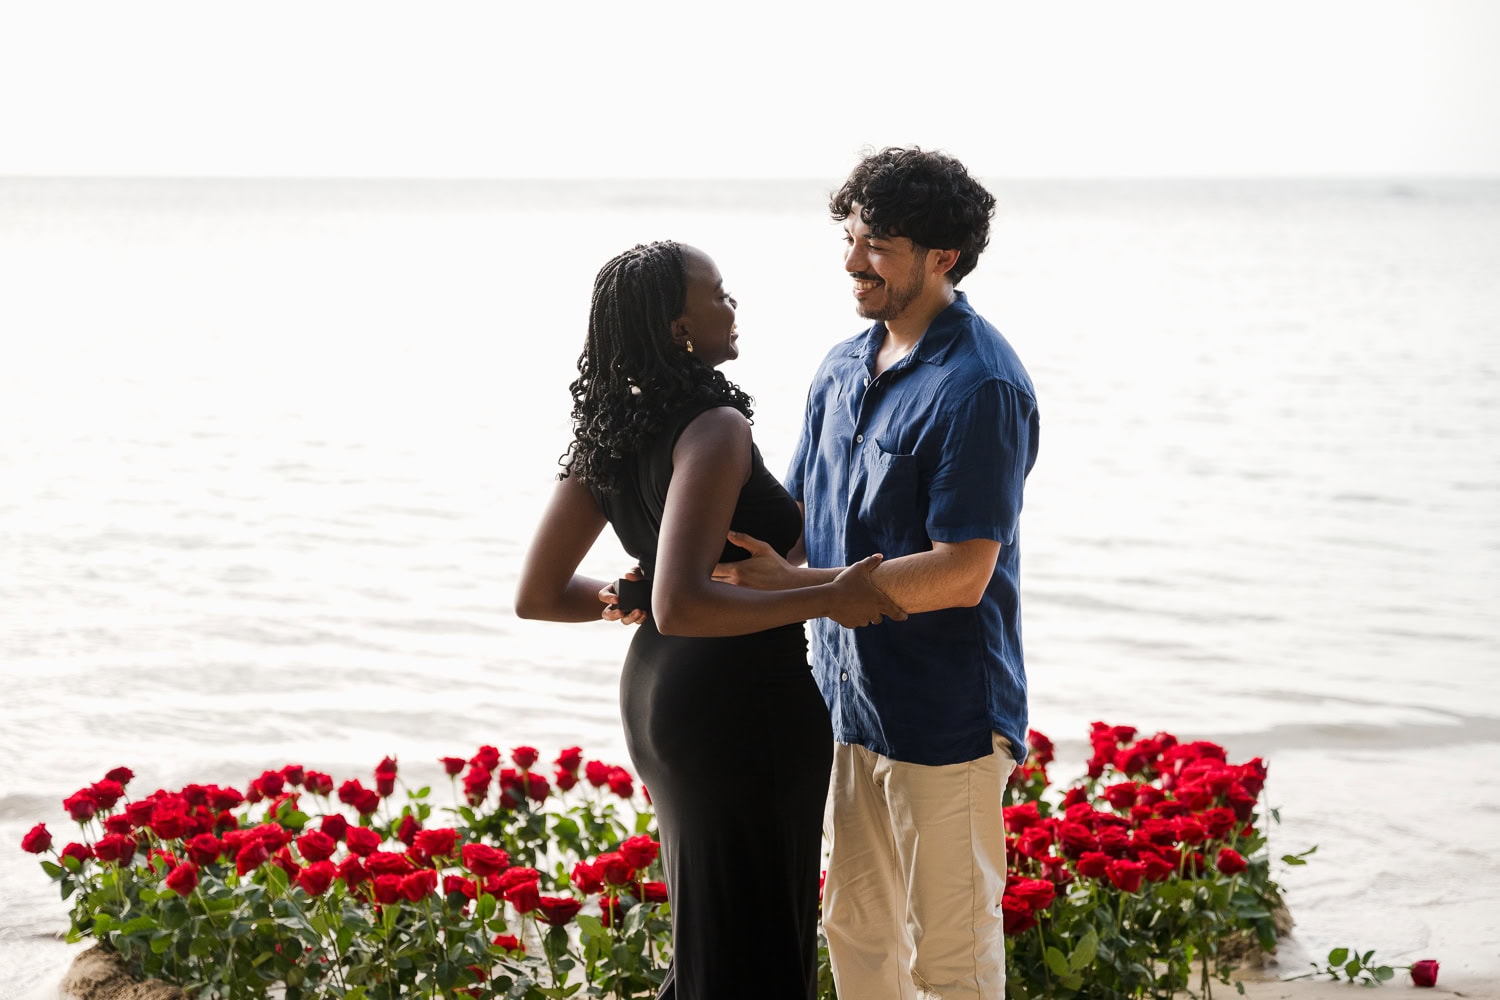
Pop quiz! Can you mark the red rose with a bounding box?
[365,850,414,876]
[1016,826,1054,860]
[89,780,125,811]
[1057,821,1097,858]
[303,772,334,796]
[164,863,199,896]
[375,757,398,798]
[95,833,137,864]
[414,827,458,861]
[1076,851,1110,879]
[253,770,285,799]
[594,851,634,886]
[235,841,270,876]
[280,764,305,786]
[1105,859,1146,893]
[556,747,583,773]
[444,875,477,899]
[297,829,338,863]
[1172,817,1209,845]
[1003,801,1043,833]
[606,767,634,799]
[345,826,382,856]
[353,789,381,816]
[337,779,365,805]
[1008,877,1056,911]
[1001,893,1037,935]
[511,746,539,770]
[537,895,583,925]
[492,933,524,953]
[462,843,511,877]
[1102,782,1138,810]
[584,760,611,788]
[63,792,96,823]
[463,766,492,806]
[373,874,403,904]
[504,881,541,913]
[251,822,290,851]
[337,856,370,888]
[620,835,659,871]
[1410,959,1439,987]
[554,768,578,791]
[641,880,669,903]
[105,767,135,785]
[1027,729,1055,766]
[319,814,349,841]
[103,815,133,836]
[495,866,541,891]
[1140,851,1177,882]
[571,860,604,894]
[497,769,524,809]
[1215,848,1248,875]
[400,869,438,901]
[440,756,467,776]
[61,842,92,866]
[21,823,52,854]
[471,745,501,770]
[297,860,336,896]
[186,833,223,865]
[209,786,246,811]
[396,814,420,847]
[526,772,550,803]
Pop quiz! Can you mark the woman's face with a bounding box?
[674,246,739,367]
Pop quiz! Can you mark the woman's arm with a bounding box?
[514,475,618,623]
[651,408,902,637]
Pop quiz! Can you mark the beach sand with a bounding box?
[44,944,1497,1000]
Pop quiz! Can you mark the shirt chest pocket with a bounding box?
[855,442,925,551]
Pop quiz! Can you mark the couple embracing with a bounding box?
[516,147,1040,1000]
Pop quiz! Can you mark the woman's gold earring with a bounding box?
[685,339,694,353]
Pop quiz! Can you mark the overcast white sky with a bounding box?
[2,0,1497,178]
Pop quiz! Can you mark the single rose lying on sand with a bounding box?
[1410,958,1440,987]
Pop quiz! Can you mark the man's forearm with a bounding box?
[867,541,998,614]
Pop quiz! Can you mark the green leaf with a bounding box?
[121,916,156,936]
[1070,927,1099,971]
[1328,947,1349,965]
[40,860,64,878]
[1045,946,1071,977]
[1060,972,1084,990]
[1374,966,1395,982]
[1345,959,1362,977]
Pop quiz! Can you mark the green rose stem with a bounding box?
[1034,920,1052,992]
[315,894,352,994]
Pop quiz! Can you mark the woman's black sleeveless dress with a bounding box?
[595,402,833,1000]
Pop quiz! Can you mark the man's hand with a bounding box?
[599,567,647,626]
[712,532,807,591]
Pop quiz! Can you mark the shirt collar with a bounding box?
[849,291,973,370]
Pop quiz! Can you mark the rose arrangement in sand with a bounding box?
[25,723,1425,999]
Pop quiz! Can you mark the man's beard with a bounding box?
[855,254,927,322]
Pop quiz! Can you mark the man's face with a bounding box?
[842,211,931,323]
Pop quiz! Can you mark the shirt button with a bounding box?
[863,377,870,387]
[840,672,848,681]
[855,434,864,443]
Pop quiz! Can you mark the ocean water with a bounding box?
[1,176,1497,995]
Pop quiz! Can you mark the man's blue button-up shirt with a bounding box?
[786,292,1040,766]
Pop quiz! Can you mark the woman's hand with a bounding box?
[599,567,647,626]
[827,554,908,628]
[712,531,804,590]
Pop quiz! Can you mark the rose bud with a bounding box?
[1410,960,1439,988]
[21,823,52,854]
[164,863,199,896]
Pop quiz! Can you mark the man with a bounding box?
[715,146,1039,999]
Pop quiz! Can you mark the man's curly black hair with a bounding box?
[561,240,753,493]
[830,146,996,286]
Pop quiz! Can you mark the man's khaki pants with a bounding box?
[822,735,1017,1000]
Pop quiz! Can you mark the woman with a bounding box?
[515,241,901,998]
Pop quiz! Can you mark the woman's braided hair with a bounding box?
[561,241,753,493]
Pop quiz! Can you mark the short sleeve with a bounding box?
[926,379,1039,545]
